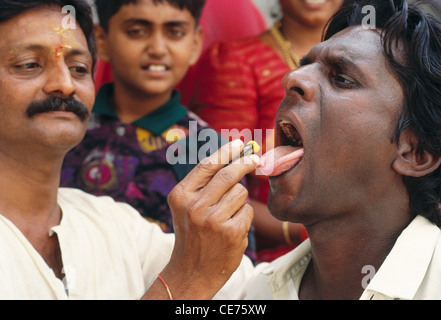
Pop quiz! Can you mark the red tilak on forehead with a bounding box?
[52,26,76,61]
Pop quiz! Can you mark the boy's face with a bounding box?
[96,0,203,98]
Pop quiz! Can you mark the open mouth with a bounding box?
[302,0,327,6]
[279,120,303,148]
[304,0,326,4]
[257,120,304,177]
[142,64,169,72]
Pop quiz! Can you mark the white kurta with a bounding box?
[0,187,259,300]
[0,188,174,299]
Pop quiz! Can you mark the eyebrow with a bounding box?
[7,44,92,63]
[8,44,46,53]
[330,55,364,75]
[64,48,93,64]
[299,55,310,67]
[9,43,89,54]
[300,51,368,83]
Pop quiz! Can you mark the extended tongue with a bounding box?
[257,146,304,177]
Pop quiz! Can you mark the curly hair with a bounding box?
[95,0,206,31]
[325,0,441,226]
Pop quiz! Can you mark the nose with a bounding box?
[146,31,167,58]
[42,60,75,97]
[282,65,317,103]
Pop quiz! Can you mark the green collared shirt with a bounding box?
[93,83,188,136]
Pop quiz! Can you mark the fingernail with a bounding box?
[231,139,243,149]
[249,154,260,165]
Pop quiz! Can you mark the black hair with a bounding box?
[325,0,441,226]
[95,0,206,31]
[0,0,96,69]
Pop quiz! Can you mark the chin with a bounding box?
[39,126,87,151]
[267,192,292,222]
[268,188,312,224]
[45,138,82,152]
[305,19,329,28]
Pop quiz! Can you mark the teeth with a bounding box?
[305,0,326,4]
[148,64,166,72]
[280,120,303,147]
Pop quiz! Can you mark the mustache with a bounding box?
[26,96,90,122]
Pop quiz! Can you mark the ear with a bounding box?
[189,26,204,66]
[392,128,441,177]
[93,24,111,63]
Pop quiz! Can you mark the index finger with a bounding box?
[179,139,245,192]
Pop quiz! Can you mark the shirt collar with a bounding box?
[362,215,441,300]
[260,216,440,300]
[261,239,312,299]
[93,83,188,136]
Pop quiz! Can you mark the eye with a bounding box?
[336,75,351,84]
[127,28,146,38]
[13,62,43,75]
[169,28,185,38]
[16,62,41,70]
[333,74,359,89]
[70,65,90,77]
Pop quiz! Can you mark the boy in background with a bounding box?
[61,0,257,262]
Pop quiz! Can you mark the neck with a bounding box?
[0,148,63,227]
[300,199,413,300]
[112,80,172,124]
[0,147,66,279]
[281,17,326,59]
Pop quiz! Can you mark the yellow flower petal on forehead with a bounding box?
[53,26,80,46]
[50,26,80,61]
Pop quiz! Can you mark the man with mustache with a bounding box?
[26,96,90,122]
[0,0,259,299]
